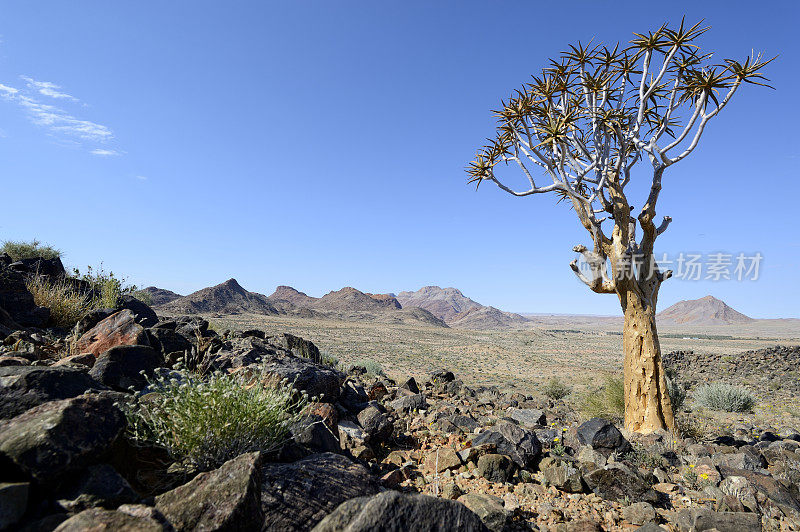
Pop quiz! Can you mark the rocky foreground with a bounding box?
[0,256,799,531]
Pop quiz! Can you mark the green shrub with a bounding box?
[1,239,61,261]
[132,289,153,306]
[542,377,572,400]
[123,365,309,470]
[73,264,139,309]
[25,276,91,327]
[581,375,625,422]
[694,382,756,413]
[344,358,385,377]
[667,377,687,412]
[318,350,339,368]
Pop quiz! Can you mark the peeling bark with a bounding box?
[620,287,675,433]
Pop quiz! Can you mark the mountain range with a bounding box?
[145,283,769,330]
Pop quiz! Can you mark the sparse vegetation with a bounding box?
[581,376,625,422]
[25,276,91,327]
[132,289,153,306]
[73,263,139,309]
[542,377,572,400]
[1,239,61,261]
[345,358,385,377]
[694,382,757,413]
[319,350,339,368]
[123,364,309,470]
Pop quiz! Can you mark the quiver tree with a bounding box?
[467,20,772,433]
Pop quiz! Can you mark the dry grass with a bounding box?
[26,276,92,327]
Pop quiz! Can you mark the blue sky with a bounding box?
[0,1,798,318]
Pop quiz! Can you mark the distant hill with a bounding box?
[396,286,483,322]
[316,287,402,312]
[657,295,755,325]
[157,278,278,315]
[140,286,182,306]
[448,305,531,330]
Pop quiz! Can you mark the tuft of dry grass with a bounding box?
[26,276,91,328]
[581,375,625,422]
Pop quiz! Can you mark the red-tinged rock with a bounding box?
[75,310,150,357]
[310,402,338,430]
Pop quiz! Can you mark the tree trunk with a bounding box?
[620,288,675,433]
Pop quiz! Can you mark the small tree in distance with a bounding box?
[467,20,773,433]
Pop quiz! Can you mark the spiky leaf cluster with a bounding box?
[467,19,773,197]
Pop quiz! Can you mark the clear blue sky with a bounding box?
[1,1,798,318]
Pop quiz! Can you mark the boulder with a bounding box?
[399,377,420,394]
[261,452,380,531]
[718,465,800,515]
[0,366,103,420]
[457,493,511,532]
[471,422,541,469]
[155,452,264,532]
[73,308,116,338]
[291,415,340,453]
[267,333,321,362]
[0,356,28,367]
[0,394,125,484]
[0,267,49,327]
[261,355,344,403]
[117,295,158,327]
[583,465,659,504]
[389,393,427,413]
[356,405,393,442]
[425,447,463,473]
[54,507,166,532]
[75,310,150,357]
[8,256,65,278]
[540,457,585,493]
[622,502,657,526]
[508,408,546,428]
[675,508,760,532]
[477,454,515,483]
[55,463,139,512]
[89,345,163,392]
[147,327,192,356]
[430,369,455,383]
[0,482,29,530]
[313,491,489,532]
[575,418,629,455]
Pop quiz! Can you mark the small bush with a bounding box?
[667,377,687,412]
[318,350,339,368]
[132,289,153,306]
[123,364,308,470]
[694,382,756,413]
[581,375,625,422]
[542,377,572,400]
[344,358,385,377]
[1,239,61,261]
[26,276,91,327]
[73,264,139,309]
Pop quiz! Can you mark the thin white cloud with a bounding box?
[91,148,121,157]
[21,76,78,102]
[0,84,113,144]
[135,175,148,181]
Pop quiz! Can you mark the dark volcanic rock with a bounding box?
[89,345,163,392]
[389,393,427,413]
[0,267,49,327]
[472,422,541,469]
[0,481,29,530]
[0,394,125,484]
[260,452,380,531]
[53,507,166,531]
[313,490,489,532]
[267,333,321,362]
[477,453,515,483]
[576,418,629,455]
[147,327,192,356]
[357,405,393,442]
[117,295,159,327]
[261,355,344,403]
[583,465,659,504]
[155,451,264,532]
[675,508,760,532]
[0,366,103,420]
[56,463,139,512]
